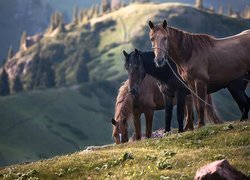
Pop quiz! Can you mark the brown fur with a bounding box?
[150,21,250,126]
[112,74,222,144]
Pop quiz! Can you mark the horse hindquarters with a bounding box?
[227,82,249,120]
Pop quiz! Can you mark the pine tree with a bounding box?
[228,4,233,16]
[73,5,79,24]
[101,0,109,14]
[58,19,66,33]
[76,58,89,84]
[20,31,27,51]
[111,0,121,11]
[49,13,56,32]
[218,5,223,15]
[0,68,10,96]
[12,75,23,93]
[7,46,14,60]
[88,5,95,19]
[93,4,100,18]
[195,0,203,9]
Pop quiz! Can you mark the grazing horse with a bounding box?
[111,76,197,144]
[111,76,164,144]
[123,49,223,132]
[149,20,250,126]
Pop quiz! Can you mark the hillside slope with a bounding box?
[0,122,249,179]
[0,2,250,167]
[0,81,119,166]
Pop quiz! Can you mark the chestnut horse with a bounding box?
[149,20,250,127]
[111,75,191,144]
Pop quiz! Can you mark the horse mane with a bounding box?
[114,80,133,121]
[167,27,215,60]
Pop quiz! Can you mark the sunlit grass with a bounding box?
[0,121,249,179]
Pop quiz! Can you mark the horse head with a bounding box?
[123,49,146,96]
[111,118,128,144]
[149,19,170,67]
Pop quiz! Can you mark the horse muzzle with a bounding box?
[154,57,166,67]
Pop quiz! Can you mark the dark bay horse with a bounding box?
[111,75,197,144]
[123,49,248,132]
[149,20,250,126]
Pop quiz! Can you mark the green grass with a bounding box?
[0,121,249,179]
[1,1,250,168]
[0,82,119,166]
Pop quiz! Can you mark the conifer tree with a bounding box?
[76,58,89,84]
[228,4,233,16]
[111,0,122,11]
[101,0,110,14]
[218,5,223,15]
[58,19,66,33]
[12,75,23,93]
[0,68,10,96]
[195,0,203,9]
[93,4,100,18]
[88,5,95,19]
[73,5,79,24]
[20,31,27,51]
[7,46,14,60]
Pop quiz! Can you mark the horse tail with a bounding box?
[205,94,224,124]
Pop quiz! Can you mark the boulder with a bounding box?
[194,159,249,180]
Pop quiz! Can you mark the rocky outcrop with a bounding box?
[194,159,249,180]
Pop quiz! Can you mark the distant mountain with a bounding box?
[0,0,53,61]
[0,0,249,61]
[0,2,250,167]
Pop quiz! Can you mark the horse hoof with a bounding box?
[164,129,171,133]
[197,123,205,128]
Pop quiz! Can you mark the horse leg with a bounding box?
[133,113,141,140]
[145,110,154,138]
[184,95,194,131]
[163,94,174,132]
[176,92,186,132]
[205,94,223,124]
[228,86,249,121]
[194,80,207,127]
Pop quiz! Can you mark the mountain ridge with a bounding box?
[0,2,250,167]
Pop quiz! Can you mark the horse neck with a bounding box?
[167,27,214,65]
[114,87,133,122]
[167,27,193,65]
[141,51,175,83]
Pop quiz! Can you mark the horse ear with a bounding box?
[111,118,117,125]
[149,21,154,29]
[123,50,128,58]
[162,19,168,29]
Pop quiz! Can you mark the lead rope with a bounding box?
[152,47,214,108]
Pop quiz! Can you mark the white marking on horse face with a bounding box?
[119,133,122,142]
